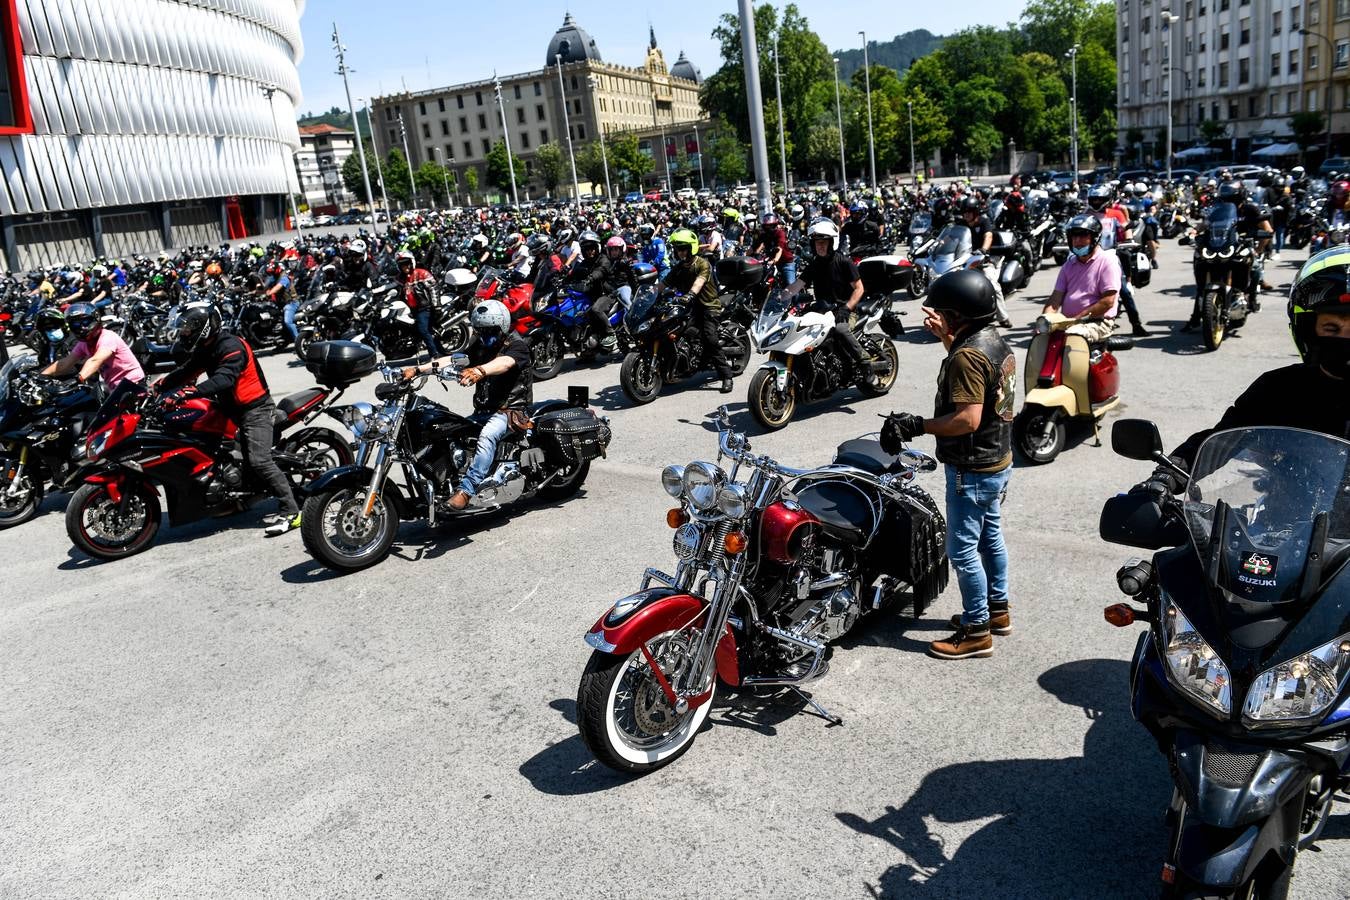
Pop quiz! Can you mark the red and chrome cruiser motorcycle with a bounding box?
[576,407,949,773]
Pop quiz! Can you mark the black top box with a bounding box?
[715,256,766,291]
[305,340,378,387]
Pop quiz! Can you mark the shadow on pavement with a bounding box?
[517,698,632,796]
[836,659,1170,897]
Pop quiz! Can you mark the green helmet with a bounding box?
[667,228,699,256]
[1289,246,1350,359]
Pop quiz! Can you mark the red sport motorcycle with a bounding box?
[576,407,948,773]
[65,343,364,559]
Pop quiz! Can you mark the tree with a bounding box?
[948,75,1007,161]
[939,26,1016,83]
[484,141,524,194]
[534,142,565,195]
[900,88,951,165]
[415,160,447,205]
[382,148,413,204]
[575,141,608,194]
[340,141,375,203]
[707,123,748,185]
[672,149,694,186]
[464,166,479,197]
[1290,111,1325,152]
[1088,108,1118,158]
[964,122,1004,164]
[803,125,842,180]
[1198,118,1227,142]
[606,133,648,190]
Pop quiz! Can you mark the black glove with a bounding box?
[833,305,851,324]
[1129,459,1186,498]
[880,413,925,454]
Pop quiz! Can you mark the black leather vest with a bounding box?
[933,324,1016,469]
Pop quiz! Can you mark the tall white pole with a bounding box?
[694,125,706,189]
[493,73,519,208]
[774,33,788,191]
[1163,13,1178,184]
[360,101,392,227]
[399,113,417,206]
[737,0,773,215]
[859,31,876,190]
[261,85,303,237]
[1067,44,1080,184]
[587,76,613,202]
[556,55,581,204]
[833,57,847,191]
[907,100,915,183]
[332,24,378,234]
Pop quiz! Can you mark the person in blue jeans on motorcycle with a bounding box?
[881,268,1016,660]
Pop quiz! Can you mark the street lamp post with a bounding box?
[773,32,788,191]
[832,57,847,191]
[858,31,876,190]
[332,23,379,233]
[587,75,613,202]
[1299,28,1336,159]
[737,0,773,215]
[1162,12,1179,184]
[260,84,303,237]
[1066,44,1080,183]
[398,113,417,207]
[693,125,706,190]
[907,100,915,183]
[448,156,457,206]
[556,55,581,204]
[492,72,519,208]
[360,100,392,226]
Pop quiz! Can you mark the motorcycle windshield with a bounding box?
[627,286,660,323]
[757,289,792,332]
[1204,203,1239,250]
[909,212,932,234]
[1183,427,1350,605]
[475,267,502,299]
[932,225,972,259]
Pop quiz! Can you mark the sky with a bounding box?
[300,0,1026,117]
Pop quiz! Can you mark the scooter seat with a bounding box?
[833,438,899,475]
[277,387,326,421]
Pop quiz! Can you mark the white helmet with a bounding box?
[807,218,840,251]
[347,239,367,256]
[470,299,511,339]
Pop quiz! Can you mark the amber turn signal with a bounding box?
[722,531,748,554]
[667,508,689,528]
[1104,603,1137,627]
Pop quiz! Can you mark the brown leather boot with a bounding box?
[949,607,1012,635]
[447,490,471,511]
[929,623,993,660]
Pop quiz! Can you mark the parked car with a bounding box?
[643,189,664,202]
[674,187,697,201]
[1319,156,1350,175]
[623,191,645,203]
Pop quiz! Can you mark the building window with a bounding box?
[520,132,529,148]
[389,128,397,144]
[1270,91,1280,114]
[577,123,585,139]
[1220,0,1229,9]
[419,101,426,115]
[573,99,582,114]
[1197,103,1205,121]
[458,116,468,133]
[1289,89,1299,111]
[1272,51,1281,75]
[457,95,464,109]
[1219,61,1229,86]
[478,113,487,130]
[540,128,549,144]
[445,145,454,162]
[481,138,490,154]
[534,82,542,96]
[571,75,578,90]
[440,120,450,136]
[1219,29,1229,51]
[1310,0,1322,23]
[1239,19,1250,44]
[516,107,526,124]
[422,122,431,139]
[437,98,445,113]
[1310,47,1319,70]
[1273,10,1282,32]
[463,140,472,157]
[536,104,546,121]
[1185,0,1194,15]
[1239,58,1250,83]
[1199,33,1206,51]
[1338,39,1350,68]
[1290,53,1299,74]
[1292,6,1301,29]
[475,91,483,106]
[1309,88,1320,111]
[1247,95,1258,116]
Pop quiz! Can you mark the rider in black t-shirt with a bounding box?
[784,219,876,387]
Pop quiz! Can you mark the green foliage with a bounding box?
[575,141,609,192]
[1290,112,1326,151]
[1199,118,1227,142]
[708,122,748,185]
[605,133,649,190]
[901,88,951,164]
[464,167,479,194]
[340,140,375,203]
[939,26,1016,83]
[382,148,413,204]
[1088,108,1118,158]
[534,142,565,194]
[803,125,842,178]
[415,160,448,204]
[834,30,944,81]
[964,122,1004,164]
[484,141,525,194]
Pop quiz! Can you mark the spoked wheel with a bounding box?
[0,455,43,529]
[293,331,316,362]
[619,351,664,405]
[277,428,354,485]
[577,628,713,774]
[1013,405,1065,464]
[531,332,564,381]
[66,480,162,560]
[857,336,900,397]
[747,367,796,431]
[1201,288,1226,351]
[301,486,399,572]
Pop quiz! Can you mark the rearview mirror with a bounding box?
[1111,418,1164,461]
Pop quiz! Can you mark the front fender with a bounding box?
[1024,384,1079,417]
[584,588,739,687]
[755,358,791,393]
[301,463,414,517]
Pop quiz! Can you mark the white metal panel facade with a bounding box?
[1,0,303,219]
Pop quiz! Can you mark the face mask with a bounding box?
[44,328,64,342]
[1312,335,1350,378]
[1071,244,1093,259]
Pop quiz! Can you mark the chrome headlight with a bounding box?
[681,460,725,511]
[661,464,685,498]
[717,482,748,518]
[1162,603,1232,717]
[1242,634,1350,728]
[758,323,790,348]
[339,402,375,440]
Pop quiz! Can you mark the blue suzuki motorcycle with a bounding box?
[524,284,625,381]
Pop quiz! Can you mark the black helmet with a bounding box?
[1289,247,1350,360]
[1066,213,1103,245]
[637,222,655,238]
[65,302,101,339]
[959,196,981,215]
[170,301,221,357]
[578,230,601,253]
[1086,184,1114,211]
[925,269,997,323]
[525,233,551,255]
[35,307,66,342]
[1217,181,1246,204]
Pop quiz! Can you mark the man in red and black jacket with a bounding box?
[156,301,300,536]
[396,249,441,357]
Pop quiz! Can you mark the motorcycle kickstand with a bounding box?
[1091,418,1102,448]
[790,686,843,727]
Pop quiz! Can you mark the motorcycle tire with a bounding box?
[907,270,929,300]
[66,479,162,560]
[536,459,590,503]
[1201,288,1226,352]
[438,321,472,355]
[723,328,752,376]
[301,486,399,573]
[293,331,315,363]
[748,367,796,431]
[1013,405,1065,465]
[576,632,713,774]
[620,351,665,405]
[277,428,354,485]
[531,333,564,381]
[0,461,43,529]
[857,337,900,397]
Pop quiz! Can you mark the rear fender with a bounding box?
[585,588,740,687]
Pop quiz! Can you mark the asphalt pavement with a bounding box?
[3,240,1348,898]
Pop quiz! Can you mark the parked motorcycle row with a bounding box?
[6,162,1350,896]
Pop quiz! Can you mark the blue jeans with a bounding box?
[1274,226,1286,254]
[459,412,509,496]
[945,465,1012,626]
[780,260,797,287]
[283,300,299,341]
[415,307,441,357]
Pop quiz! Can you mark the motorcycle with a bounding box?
[1013,312,1134,464]
[292,287,363,361]
[300,355,612,572]
[66,346,359,560]
[1192,203,1260,352]
[618,284,753,405]
[857,255,913,338]
[231,294,291,351]
[575,406,949,773]
[0,364,103,527]
[524,282,624,381]
[908,223,975,300]
[746,288,900,431]
[1100,420,1350,898]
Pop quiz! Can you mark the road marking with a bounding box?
[509,579,543,612]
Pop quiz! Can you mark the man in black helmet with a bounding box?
[881,268,1017,660]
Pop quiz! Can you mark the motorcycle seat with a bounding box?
[833,438,899,475]
[276,387,326,423]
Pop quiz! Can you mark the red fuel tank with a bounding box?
[1089,351,1120,404]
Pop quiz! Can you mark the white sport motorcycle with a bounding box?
[746,289,899,431]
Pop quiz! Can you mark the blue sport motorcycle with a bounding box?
[524,284,625,381]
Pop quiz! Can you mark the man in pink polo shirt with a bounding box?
[41,302,145,391]
[1040,214,1120,343]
